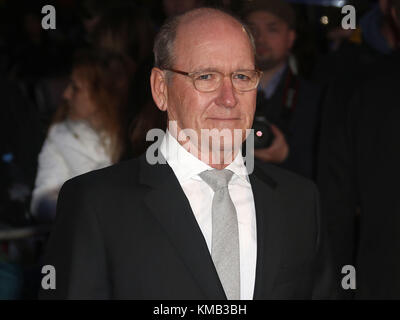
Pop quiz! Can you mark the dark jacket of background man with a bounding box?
[316,0,400,299]
[343,51,400,299]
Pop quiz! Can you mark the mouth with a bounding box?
[207,117,240,121]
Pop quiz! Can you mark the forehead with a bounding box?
[173,17,255,71]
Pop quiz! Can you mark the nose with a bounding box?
[215,76,238,108]
[255,29,269,47]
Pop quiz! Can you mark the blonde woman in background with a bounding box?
[31,49,129,221]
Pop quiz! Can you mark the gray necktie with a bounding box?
[199,169,240,300]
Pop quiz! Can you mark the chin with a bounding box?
[205,119,243,129]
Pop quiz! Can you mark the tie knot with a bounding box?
[199,169,234,192]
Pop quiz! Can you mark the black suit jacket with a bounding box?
[326,51,400,299]
[39,152,335,299]
[315,40,389,300]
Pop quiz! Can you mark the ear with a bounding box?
[150,67,168,111]
[287,29,296,51]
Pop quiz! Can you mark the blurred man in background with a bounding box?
[243,0,322,180]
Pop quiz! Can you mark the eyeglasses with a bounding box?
[163,68,263,93]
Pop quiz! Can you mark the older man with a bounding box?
[40,8,334,300]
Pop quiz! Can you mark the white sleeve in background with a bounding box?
[30,135,70,217]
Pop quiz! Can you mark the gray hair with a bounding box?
[153,8,256,71]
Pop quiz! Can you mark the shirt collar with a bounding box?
[160,130,250,185]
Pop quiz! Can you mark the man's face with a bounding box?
[164,19,257,151]
[246,10,295,70]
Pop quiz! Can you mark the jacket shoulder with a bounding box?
[254,161,318,195]
[61,156,142,193]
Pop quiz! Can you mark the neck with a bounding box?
[184,139,239,170]
[202,148,239,170]
[168,127,240,170]
[259,61,287,89]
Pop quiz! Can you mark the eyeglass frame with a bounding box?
[162,67,263,93]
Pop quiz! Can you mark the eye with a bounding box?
[195,73,216,81]
[234,73,251,81]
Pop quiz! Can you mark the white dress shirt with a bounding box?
[160,130,257,300]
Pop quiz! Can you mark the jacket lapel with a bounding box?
[139,154,226,300]
[250,165,283,299]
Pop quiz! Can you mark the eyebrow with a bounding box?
[192,67,219,73]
